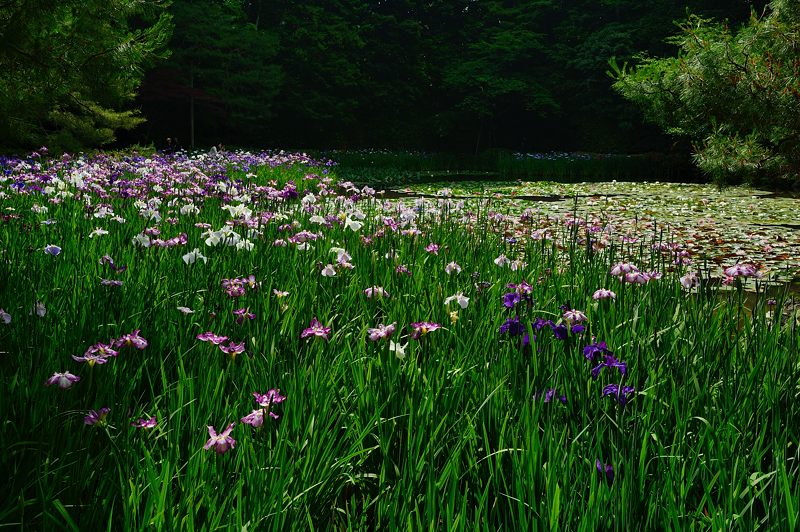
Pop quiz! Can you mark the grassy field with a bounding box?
[1,149,798,530]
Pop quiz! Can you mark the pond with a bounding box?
[376,179,800,283]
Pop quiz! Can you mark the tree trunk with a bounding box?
[189,66,195,149]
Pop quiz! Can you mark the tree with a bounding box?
[612,0,800,186]
[138,0,282,148]
[0,0,172,152]
[432,0,558,151]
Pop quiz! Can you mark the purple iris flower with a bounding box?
[503,292,521,309]
[535,388,567,404]
[602,384,635,405]
[550,323,568,340]
[499,315,525,336]
[242,388,287,426]
[605,355,627,376]
[233,307,256,324]
[44,244,61,256]
[583,340,612,361]
[596,459,614,484]
[84,407,111,426]
[591,356,627,380]
[219,341,246,358]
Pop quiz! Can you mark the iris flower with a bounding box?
[424,243,439,254]
[233,308,256,324]
[602,384,635,405]
[182,248,208,265]
[583,340,612,361]
[596,459,614,484]
[562,309,588,324]
[494,254,510,267]
[301,318,331,340]
[219,341,246,358]
[499,316,525,336]
[197,331,229,344]
[535,388,567,404]
[444,262,462,275]
[364,286,390,298]
[444,293,469,309]
[592,288,616,300]
[45,371,81,388]
[724,263,760,278]
[680,271,700,290]
[410,321,441,339]
[367,322,396,341]
[132,417,157,428]
[503,292,521,309]
[591,355,627,380]
[84,407,111,426]
[113,330,148,350]
[204,424,236,454]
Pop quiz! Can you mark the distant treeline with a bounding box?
[1,1,767,155]
[134,0,767,154]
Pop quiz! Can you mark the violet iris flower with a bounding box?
[724,263,759,278]
[596,459,614,484]
[72,344,116,366]
[219,341,246,358]
[242,389,287,426]
[84,407,111,426]
[503,292,521,309]
[602,384,635,405]
[583,340,612,361]
[535,388,567,404]
[424,243,439,254]
[591,355,627,380]
[233,308,256,324]
[592,288,616,300]
[499,315,525,336]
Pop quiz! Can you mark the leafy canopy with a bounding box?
[612,0,800,186]
[0,0,172,151]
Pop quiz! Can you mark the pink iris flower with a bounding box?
[301,318,331,340]
[204,423,236,454]
[45,371,81,388]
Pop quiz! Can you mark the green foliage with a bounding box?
[1,152,799,528]
[0,0,172,152]
[141,0,282,147]
[612,0,800,186]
